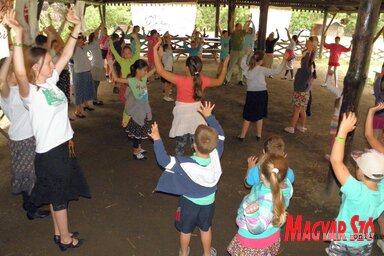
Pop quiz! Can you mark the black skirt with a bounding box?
[31,142,91,208]
[243,90,268,122]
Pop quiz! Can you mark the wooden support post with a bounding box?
[319,8,328,59]
[227,0,235,35]
[257,0,269,50]
[327,0,382,194]
[102,4,106,25]
[215,0,220,37]
[373,25,384,43]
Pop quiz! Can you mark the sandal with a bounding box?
[59,238,84,251]
[53,232,79,245]
[297,126,307,133]
[75,113,86,118]
[83,107,95,111]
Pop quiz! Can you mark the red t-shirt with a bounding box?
[175,75,212,103]
[323,43,351,66]
[146,36,159,64]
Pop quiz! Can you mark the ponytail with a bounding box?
[248,50,265,70]
[186,56,203,101]
[130,59,148,78]
[270,171,286,227]
[260,153,289,227]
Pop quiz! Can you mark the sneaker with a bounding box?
[139,149,147,154]
[290,78,294,81]
[268,75,273,78]
[163,96,175,102]
[377,239,384,253]
[133,153,147,160]
[281,76,287,80]
[223,80,229,86]
[284,127,295,134]
[297,126,307,133]
[178,246,190,256]
[321,84,327,87]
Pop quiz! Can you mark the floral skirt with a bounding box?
[227,235,280,256]
[292,91,310,109]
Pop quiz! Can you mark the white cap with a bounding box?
[356,151,384,180]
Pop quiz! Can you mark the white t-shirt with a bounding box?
[22,70,74,153]
[0,87,34,141]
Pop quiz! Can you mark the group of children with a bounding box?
[2,6,384,256]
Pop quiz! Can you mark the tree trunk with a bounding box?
[327,0,382,194]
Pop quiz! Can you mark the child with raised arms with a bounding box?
[327,112,384,255]
[149,102,223,256]
[153,39,229,156]
[245,136,295,188]
[227,153,293,255]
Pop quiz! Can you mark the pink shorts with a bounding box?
[373,115,384,129]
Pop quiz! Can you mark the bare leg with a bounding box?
[324,65,332,85]
[300,108,307,128]
[180,232,191,256]
[333,66,338,87]
[291,107,301,129]
[75,105,82,115]
[53,208,78,245]
[200,228,212,256]
[50,204,60,236]
[255,119,263,138]
[239,120,251,138]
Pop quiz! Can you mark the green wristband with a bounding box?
[335,137,346,143]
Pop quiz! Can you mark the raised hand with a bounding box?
[338,112,357,135]
[247,156,258,169]
[5,10,23,33]
[66,8,81,25]
[198,101,215,118]
[148,122,161,140]
[369,102,384,113]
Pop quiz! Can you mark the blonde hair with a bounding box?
[259,153,288,227]
[194,124,218,154]
[263,136,285,156]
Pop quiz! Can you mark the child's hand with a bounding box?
[148,122,161,140]
[245,201,259,215]
[198,101,215,118]
[247,156,258,169]
[338,112,357,137]
[369,102,384,113]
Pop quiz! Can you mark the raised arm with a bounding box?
[0,51,13,99]
[6,10,29,97]
[330,113,357,186]
[109,39,124,64]
[198,102,225,157]
[297,29,304,38]
[365,104,384,153]
[285,28,291,41]
[55,9,82,74]
[209,56,229,87]
[149,122,173,168]
[153,39,178,84]
[276,29,280,41]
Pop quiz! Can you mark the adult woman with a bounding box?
[6,9,90,251]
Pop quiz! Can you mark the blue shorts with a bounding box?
[175,196,215,233]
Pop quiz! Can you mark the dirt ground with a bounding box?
[0,58,382,256]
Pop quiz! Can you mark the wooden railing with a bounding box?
[0,107,9,140]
